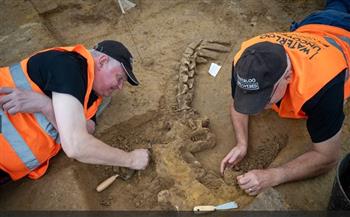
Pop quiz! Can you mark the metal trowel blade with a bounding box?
[215,201,238,210]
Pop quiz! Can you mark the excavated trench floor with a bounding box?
[1,0,350,210]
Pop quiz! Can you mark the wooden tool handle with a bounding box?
[96,174,119,192]
[193,205,216,213]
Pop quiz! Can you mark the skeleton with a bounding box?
[102,40,245,210]
[176,40,231,111]
[151,40,242,210]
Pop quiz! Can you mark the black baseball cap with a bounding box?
[94,40,139,86]
[233,42,287,114]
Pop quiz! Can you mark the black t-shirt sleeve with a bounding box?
[302,70,345,143]
[231,64,236,99]
[27,50,87,105]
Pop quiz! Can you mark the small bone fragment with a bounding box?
[183,47,194,58]
[196,56,208,64]
[188,39,203,50]
[187,118,197,130]
[180,57,190,66]
[188,70,195,78]
[179,65,189,75]
[187,79,194,89]
[181,74,189,83]
[180,84,189,94]
[188,60,196,70]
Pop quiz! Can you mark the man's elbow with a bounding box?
[60,134,86,160]
[318,152,339,174]
[327,155,339,170]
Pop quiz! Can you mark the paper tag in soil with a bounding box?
[208,63,221,77]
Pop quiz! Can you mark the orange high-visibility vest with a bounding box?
[234,24,350,119]
[0,45,102,180]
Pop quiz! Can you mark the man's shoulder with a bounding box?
[302,70,345,112]
[34,49,85,62]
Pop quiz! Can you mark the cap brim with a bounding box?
[234,85,273,115]
[121,63,139,86]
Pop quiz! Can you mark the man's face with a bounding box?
[93,55,127,97]
[264,56,292,109]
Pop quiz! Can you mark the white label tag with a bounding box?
[208,63,222,77]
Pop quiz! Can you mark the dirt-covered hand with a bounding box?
[0,87,50,115]
[129,149,150,170]
[237,168,280,196]
[220,145,247,175]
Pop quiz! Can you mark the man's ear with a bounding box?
[285,70,293,83]
[99,54,109,68]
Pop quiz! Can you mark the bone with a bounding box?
[196,56,208,64]
[197,49,220,59]
[176,95,191,111]
[187,78,194,89]
[179,84,189,94]
[188,60,196,70]
[191,128,210,142]
[187,118,197,130]
[157,190,175,209]
[188,39,203,50]
[189,140,214,154]
[199,42,231,53]
[188,70,195,78]
[188,131,216,153]
[182,151,198,164]
[180,57,190,66]
[179,65,189,75]
[206,39,231,46]
[184,92,193,104]
[182,47,194,58]
[181,74,189,83]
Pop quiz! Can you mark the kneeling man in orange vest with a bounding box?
[0,40,150,182]
[221,0,350,195]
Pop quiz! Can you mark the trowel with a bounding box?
[96,169,135,192]
[193,201,238,213]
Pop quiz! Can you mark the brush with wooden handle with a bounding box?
[96,174,119,192]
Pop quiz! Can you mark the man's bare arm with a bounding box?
[277,129,341,182]
[220,99,249,175]
[0,87,96,133]
[230,99,249,146]
[52,92,149,169]
[237,129,341,195]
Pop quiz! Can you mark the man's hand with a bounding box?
[237,168,281,196]
[0,87,50,114]
[128,149,150,170]
[220,145,247,175]
[236,130,341,196]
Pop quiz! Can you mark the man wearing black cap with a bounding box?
[221,0,350,195]
[0,40,149,182]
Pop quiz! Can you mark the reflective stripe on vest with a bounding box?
[324,36,350,61]
[340,36,350,46]
[0,109,40,170]
[325,36,350,79]
[9,63,58,141]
